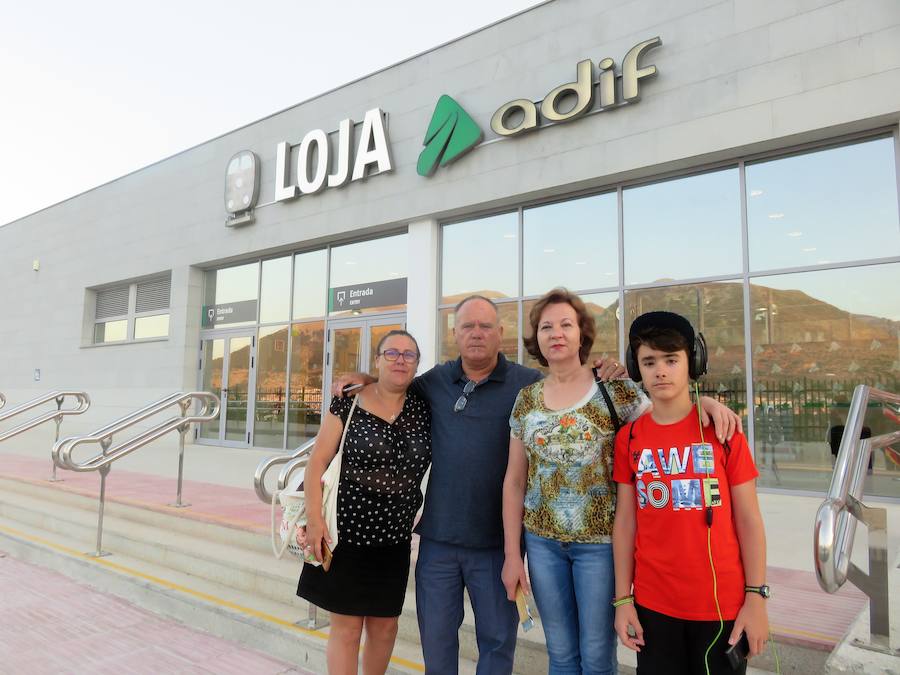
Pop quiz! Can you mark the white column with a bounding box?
[406,218,439,371]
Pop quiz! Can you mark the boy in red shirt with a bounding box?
[612,311,769,674]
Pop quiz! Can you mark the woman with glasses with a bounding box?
[298,329,431,675]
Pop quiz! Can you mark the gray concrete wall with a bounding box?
[1,0,898,439]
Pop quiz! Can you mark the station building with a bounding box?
[1,0,898,499]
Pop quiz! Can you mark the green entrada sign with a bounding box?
[416,95,484,177]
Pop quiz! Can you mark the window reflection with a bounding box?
[750,264,899,496]
[442,213,518,302]
[259,257,291,324]
[625,282,747,420]
[134,314,169,339]
[287,322,325,449]
[330,234,408,317]
[94,319,128,343]
[254,325,289,448]
[747,138,900,271]
[523,292,619,372]
[204,262,259,328]
[623,169,742,284]
[524,195,617,295]
[293,249,327,320]
[438,301,519,364]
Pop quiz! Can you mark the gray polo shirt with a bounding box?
[412,354,542,549]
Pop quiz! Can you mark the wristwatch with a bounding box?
[745,584,771,599]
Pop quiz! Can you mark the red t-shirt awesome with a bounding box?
[613,411,759,621]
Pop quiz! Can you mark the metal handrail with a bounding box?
[254,436,328,629]
[254,437,316,504]
[0,391,91,443]
[0,391,91,481]
[814,384,900,653]
[52,392,219,557]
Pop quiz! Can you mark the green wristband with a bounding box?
[612,595,634,607]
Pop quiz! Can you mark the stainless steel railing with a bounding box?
[814,384,900,654]
[254,436,326,629]
[53,391,219,557]
[0,391,92,481]
[254,437,316,505]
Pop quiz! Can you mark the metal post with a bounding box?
[847,496,894,654]
[89,438,112,557]
[170,400,191,508]
[49,396,65,482]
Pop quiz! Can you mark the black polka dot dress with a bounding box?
[297,392,431,617]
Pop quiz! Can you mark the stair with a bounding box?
[0,476,439,674]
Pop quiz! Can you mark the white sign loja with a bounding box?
[274,108,393,202]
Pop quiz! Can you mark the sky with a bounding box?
[0,0,541,227]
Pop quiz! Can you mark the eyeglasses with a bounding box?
[379,348,419,364]
[454,379,476,413]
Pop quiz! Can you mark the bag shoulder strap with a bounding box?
[335,394,359,459]
[592,368,621,433]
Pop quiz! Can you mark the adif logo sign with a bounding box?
[418,37,661,176]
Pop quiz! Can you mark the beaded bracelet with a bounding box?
[612,595,634,607]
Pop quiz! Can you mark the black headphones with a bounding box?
[625,311,708,382]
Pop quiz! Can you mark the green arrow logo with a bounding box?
[417,95,483,177]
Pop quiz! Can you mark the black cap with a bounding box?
[628,311,696,345]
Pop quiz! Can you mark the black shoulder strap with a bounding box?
[593,368,621,433]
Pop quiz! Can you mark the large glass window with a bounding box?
[204,262,259,328]
[750,264,899,496]
[523,194,618,295]
[293,249,327,320]
[623,168,742,285]
[442,213,518,303]
[254,325,289,448]
[747,138,900,271]
[330,234,408,317]
[259,257,291,324]
[287,322,325,449]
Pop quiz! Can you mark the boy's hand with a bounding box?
[730,595,769,657]
[592,357,627,381]
[614,604,645,651]
[698,396,741,442]
[501,556,530,601]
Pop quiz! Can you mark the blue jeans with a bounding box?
[415,537,518,675]
[525,531,617,675]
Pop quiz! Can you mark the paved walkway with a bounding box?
[0,547,310,675]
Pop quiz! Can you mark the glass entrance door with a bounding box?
[325,317,404,396]
[199,332,256,446]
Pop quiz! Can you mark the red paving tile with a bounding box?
[0,453,270,533]
[0,549,309,674]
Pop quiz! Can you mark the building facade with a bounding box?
[2,0,899,497]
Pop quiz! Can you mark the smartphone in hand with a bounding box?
[725,633,750,670]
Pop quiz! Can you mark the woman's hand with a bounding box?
[614,604,645,651]
[295,525,308,549]
[305,515,333,563]
[730,595,769,657]
[501,555,530,601]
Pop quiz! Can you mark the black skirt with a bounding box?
[296,540,411,617]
